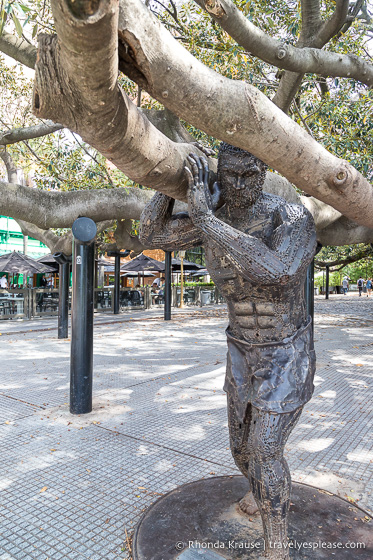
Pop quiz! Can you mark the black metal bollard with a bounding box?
[164,251,172,321]
[325,265,330,300]
[107,250,130,314]
[70,217,97,415]
[53,252,71,339]
[114,253,120,314]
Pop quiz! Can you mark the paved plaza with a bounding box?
[0,294,372,559]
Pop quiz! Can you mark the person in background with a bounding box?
[0,275,8,289]
[357,276,364,297]
[153,276,165,289]
[342,277,348,295]
[366,278,372,297]
[151,282,159,293]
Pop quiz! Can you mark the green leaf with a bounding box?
[0,10,7,35]
[12,13,23,37]
[19,4,31,13]
[32,24,38,38]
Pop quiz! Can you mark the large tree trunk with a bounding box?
[32,0,215,202]
[116,0,373,228]
[31,0,373,231]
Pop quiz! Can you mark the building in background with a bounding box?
[0,216,49,258]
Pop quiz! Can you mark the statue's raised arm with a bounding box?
[139,191,203,251]
[186,153,317,286]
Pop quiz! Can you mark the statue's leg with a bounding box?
[247,407,303,559]
[227,395,259,515]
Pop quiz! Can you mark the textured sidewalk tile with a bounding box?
[0,299,371,559]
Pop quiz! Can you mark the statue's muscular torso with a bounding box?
[140,189,315,346]
[204,195,308,344]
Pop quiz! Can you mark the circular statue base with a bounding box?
[133,476,372,560]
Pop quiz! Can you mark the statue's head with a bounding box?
[217,142,267,208]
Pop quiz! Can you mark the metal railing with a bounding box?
[172,286,224,307]
[0,288,28,319]
[33,288,62,317]
[94,288,114,312]
[120,288,145,309]
[0,285,225,320]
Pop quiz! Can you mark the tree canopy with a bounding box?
[0,0,373,255]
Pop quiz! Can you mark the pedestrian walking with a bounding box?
[342,277,348,295]
[366,278,372,297]
[357,277,364,297]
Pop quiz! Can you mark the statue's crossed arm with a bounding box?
[139,191,203,251]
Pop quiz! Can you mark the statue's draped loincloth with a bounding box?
[224,318,316,420]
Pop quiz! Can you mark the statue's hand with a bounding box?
[210,181,222,212]
[185,153,212,223]
[190,142,215,159]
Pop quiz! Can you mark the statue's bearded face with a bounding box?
[218,153,267,208]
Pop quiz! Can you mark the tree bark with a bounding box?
[317,216,373,246]
[0,180,154,228]
[116,0,373,228]
[0,31,37,69]
[32,0,215,202]
[0,121,63,146]
[193,0,371,86]
[1,0,373,246]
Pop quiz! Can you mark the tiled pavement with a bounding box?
[0,295,372,559]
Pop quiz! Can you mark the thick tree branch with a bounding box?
[32,0,216,203]
[0,121,64,146]
[0,148,18,183]
[192,0,373,87]
[315,245,373,269]
[272,73,304,113]
[301,0,322,41]
[300,196,342,230]
[142,108,195,144]
[0,31,37,69]
[116,0,373,229]
[0,180,154,228]
[317,216,373,246]
[17,218,116,256]
[317,0,350,45]
[16,220,61,253]
[273,1,349,112]
[113,218,147,252]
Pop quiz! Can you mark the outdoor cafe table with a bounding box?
[0,293,24,315]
